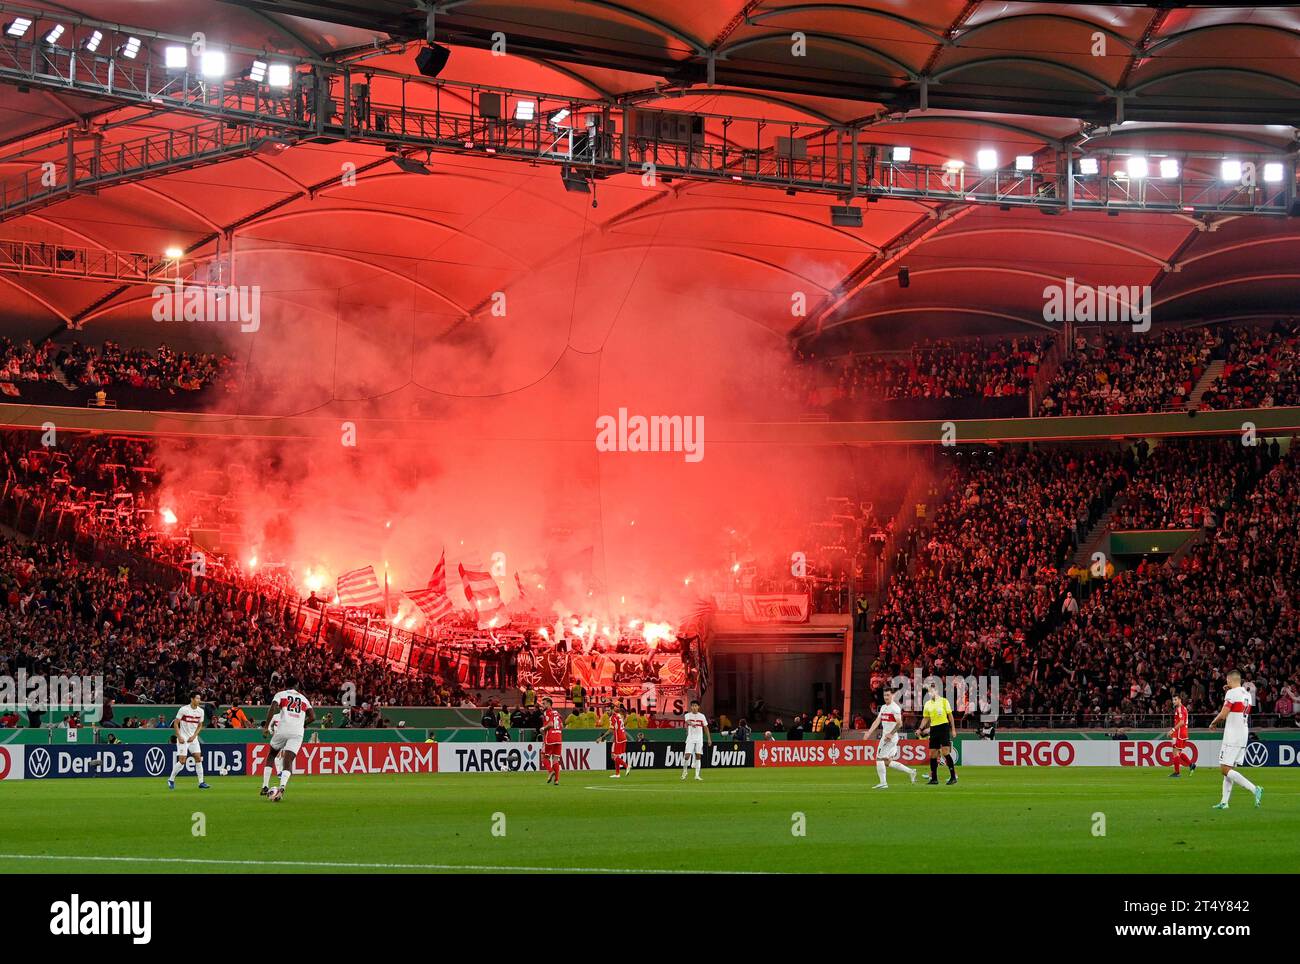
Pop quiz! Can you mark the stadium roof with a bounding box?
[1,0,1299,351]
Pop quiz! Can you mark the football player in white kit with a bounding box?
[864,690,918,788]
[261,676,315,801]
[1207,669,1263,810]
[169,692,210,789]
[681,699,711,781]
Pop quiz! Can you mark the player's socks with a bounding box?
[693,760,701,779]
[261,765,272,789]
[943,754,956,778]
[169,758,185,781]
[889,762,914,779]
[875,761,888,786]
[1220,776,1233,805]
[194,762,205,784]
[279,769,292,789]
[1226,769,1256,793]
[929,759,939,781]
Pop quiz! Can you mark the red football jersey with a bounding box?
[542,708,563,740]
[1173,704,1188,740]
[610,711,626,739]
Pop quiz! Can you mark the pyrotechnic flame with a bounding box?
[160,507,178,526]
[642,621,673,646]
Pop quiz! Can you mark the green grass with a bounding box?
[1,767,1297,873]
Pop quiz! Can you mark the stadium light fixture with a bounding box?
[4,18,32,38]
[976,149,998,171]
[891,145,911,163]
[200,49,226,78]
[119,36,141,58]
[1159,158,1180,179]
[1221,159,1242,182]
[549,107,570,127]
[1126,156,1149,179]
[164,45,188,69]
[267,62,292,87]
[1015,155,1034,171]
[82,30,103,53]
[829,204,863,227]
[514,100,536,122]
[248,60,267,82]
[164,246,183,259]
[1078,157,1099,175]
[43,24,64,45]
[1263,162,1285,183]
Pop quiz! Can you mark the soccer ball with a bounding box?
[267,787,283,802]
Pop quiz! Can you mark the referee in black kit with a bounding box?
[917,682,958,785]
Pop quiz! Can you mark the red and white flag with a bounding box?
[404,587,454,624]
[428,551,448,595]
[405,554,454,624]
[336,565,384,608]
[459,562,510,629]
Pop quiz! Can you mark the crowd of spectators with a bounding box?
[0,337,235,396]
[789,336,1046,409]
[0,534,467,716]
[874,446,1130,686]
[1038,328,1216,416]
[1018,444,1297,725]
[1199,320,1300,410]
[1110,437,1274,530]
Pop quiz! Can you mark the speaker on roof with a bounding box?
[414,44,450,78]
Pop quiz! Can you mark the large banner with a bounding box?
[516,651,686,690]
[959,738,1253,767]
[614,741,754,770]
[755,739,929,768]
[22,743,247,780]
[741,593,810,624]
[439,741,607,773]
[246,742,438,776]
[0,745,23,780]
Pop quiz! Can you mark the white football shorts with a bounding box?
[1218,742,1246,767]
[270,730,304,755]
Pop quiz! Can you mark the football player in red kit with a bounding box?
[540,696,564,784]
[1167,693,1196,777]
[598,702,630,778]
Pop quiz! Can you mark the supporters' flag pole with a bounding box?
[515,572,526,599]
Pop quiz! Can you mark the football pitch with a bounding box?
[1,767,1297,874]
